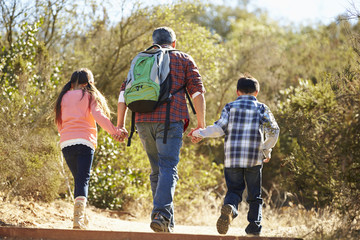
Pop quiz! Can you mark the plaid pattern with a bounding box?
[120,49,204,128]
[215,95,279,168]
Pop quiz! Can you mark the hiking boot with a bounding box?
[150,212,171,233]
[73,196,88,230]
[216,204,234,234]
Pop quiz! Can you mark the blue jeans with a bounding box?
[136,121,183,228]
[223,165,263,234]
[62,144,94,198]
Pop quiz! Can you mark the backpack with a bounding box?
[124,44,195,146]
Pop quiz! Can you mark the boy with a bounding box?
[191,75,279,236]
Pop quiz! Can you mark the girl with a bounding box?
[55,68,121,229]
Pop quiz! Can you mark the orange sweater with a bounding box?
[57,90,117,149]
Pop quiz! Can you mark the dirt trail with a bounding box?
[0,198,310,239]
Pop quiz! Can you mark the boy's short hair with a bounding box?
[237,75,260,94]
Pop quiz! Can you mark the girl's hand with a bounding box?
[113,127,128,142]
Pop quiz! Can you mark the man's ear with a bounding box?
[172,40,176,48]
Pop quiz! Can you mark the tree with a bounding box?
[0,0,31,46]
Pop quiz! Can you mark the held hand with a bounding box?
[187,128,203,144]
[112,127,128,143]
[263,158,270,163]
[112,133,126,142]
[191,136,202,144]
[187,127,199,137]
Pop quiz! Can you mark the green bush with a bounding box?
[176,140,224,216]
[88,129,151,210]
[0,20,64,202]
[276,70,360,233]
[0,125,63,201]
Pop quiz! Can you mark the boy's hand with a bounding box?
[263,149,272,162]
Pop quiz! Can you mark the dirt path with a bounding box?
[0,198,313,239]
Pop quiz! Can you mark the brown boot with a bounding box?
[216,204,234,234]
[73,196,88,229]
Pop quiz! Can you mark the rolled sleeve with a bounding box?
[118,91,125,103]
[118,80,127,103]
[185,55,205,96]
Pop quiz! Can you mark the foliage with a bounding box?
[88,129,150,210]
[0,20,64,201]
[0,128,62,202]
[276,71,360,235]
[175,140,224,219]
[0,2,360,238]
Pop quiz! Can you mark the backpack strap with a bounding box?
[162,73,173,144]
[163,98,171,144]
[162,84,196,144]
[145,44,162,51]
[127,84,197,145]
[172,86,196,114]
[127,112,136,147]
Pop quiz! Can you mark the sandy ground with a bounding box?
[0,197,315,239]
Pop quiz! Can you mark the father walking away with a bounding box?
[116,27,206,233]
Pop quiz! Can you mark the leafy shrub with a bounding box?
[0,125,63,201]
[0,20,64,201]
[88,129,151,210]
[276,70,360,235]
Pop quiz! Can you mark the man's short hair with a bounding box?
[152,27,176,45]
[237,75,260,94]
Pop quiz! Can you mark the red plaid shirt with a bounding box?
[120,48,205,130]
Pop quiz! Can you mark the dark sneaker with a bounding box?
[247,232,260,236]
[150,212,171,233]
[245,223,261,236]
[216,204,233,234]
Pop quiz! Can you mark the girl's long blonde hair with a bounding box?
[55,68,111,125]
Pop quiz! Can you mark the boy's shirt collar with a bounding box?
[236,95,257,101]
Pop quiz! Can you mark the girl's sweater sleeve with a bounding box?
[90,100,117,135]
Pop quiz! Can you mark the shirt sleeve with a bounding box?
[90,100,118,135]
[118,80,127,103]
[261,105,280,158]
[193,124,225,138]
[214,104,230,134]
[118,90,125,103]
[185,55,205,96]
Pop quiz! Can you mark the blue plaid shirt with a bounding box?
[213,95,279,168]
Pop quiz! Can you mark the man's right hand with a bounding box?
[187,128,203,143]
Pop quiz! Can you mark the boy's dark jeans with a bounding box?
[223,165,263,234]
[62,144,94,198]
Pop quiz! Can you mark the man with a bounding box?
[116,27,206,232]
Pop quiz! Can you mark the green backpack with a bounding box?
[124,45,195,146]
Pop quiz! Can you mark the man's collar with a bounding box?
[160,44,173,49]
